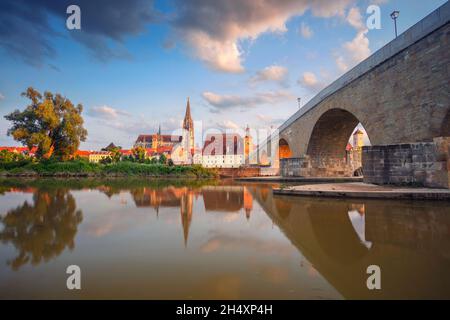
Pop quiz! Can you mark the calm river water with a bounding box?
[0,178,449,299]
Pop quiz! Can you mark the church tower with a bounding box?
[244,125,252,165]
[183,97,194,156]
[353,129,364,150]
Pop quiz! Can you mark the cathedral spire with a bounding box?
[183,97,193,130]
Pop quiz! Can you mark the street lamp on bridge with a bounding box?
[390,10,400,38]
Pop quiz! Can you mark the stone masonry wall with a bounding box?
[362,137,450,188]
[280,156,355,177]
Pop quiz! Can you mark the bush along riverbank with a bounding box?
[0,159,218,178]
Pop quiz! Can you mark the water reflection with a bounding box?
[251,185,450,299]
[0,188,82,270]
[0,179,449,299]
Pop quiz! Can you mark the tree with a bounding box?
[159,154,167,165]
[4,87,88,160]
[0,149,27,162]
[131,146,147,163]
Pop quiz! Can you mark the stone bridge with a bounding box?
[261,3,450,188]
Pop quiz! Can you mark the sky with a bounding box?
[0,0,447,150]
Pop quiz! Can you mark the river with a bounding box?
[0,178,449,299]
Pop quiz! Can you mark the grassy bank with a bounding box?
[0,160,218,178]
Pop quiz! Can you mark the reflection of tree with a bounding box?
[0,189,83,270]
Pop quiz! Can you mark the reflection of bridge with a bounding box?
[250,185,450,299]
[259,3,450,188]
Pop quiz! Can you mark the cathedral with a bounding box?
[172,98,196,165]
[133,97,195,163]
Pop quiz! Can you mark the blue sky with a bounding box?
[0,0,447,150]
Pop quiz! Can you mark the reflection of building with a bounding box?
[130,185,254,246]
[180,192,194,247]
[202,134,244,168]
[243,186,253,220]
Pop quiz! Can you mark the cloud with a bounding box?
[215,120,241,131]
[104,116,182,136]
[334,7,370,72]
[202,90,294,112]
[89,105,131,120]
[346,6,365,31]
[250,65,288,86]
[298,71,326,92]
[309,0,355,18]
[256,114,284,128]
[173,0,355,72]
[0,93,4,100]
[299,22,313,39]
[0,0,158,66]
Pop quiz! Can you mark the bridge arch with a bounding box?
[306,108,368,159]
[278,138,292,159]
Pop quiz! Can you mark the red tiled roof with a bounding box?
[0,146,36,154]
[202,133,244,156]
[135,134,182,143]
[75,150,91,156]
[118,149,132,155]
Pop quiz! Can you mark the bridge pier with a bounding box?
[280,155,357,178]
[280,137,450,188]
[363,137,450,189]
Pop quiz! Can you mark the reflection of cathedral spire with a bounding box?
[243,187,253,220]
[180,192,194,247]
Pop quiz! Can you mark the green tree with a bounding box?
[159,154,167,165]
[110,147,122,163]
[99,156,113,164]
[131,146,147,163]
[4,87,88,160]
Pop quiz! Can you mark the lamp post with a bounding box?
[297,97,301,109]
[390,10,400,38]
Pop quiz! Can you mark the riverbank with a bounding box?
[273,182,450,200]
[0,160,218,178]
[237,176,363,183]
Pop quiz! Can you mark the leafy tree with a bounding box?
[99,156,113,164]
[131,146,147,163]
[159,154,167,165]
[0,150,26,162]
[4,87,88,160]
[110,147,122,163]
[102,142,122,152]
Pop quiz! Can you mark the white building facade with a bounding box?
[202,133,245,168]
